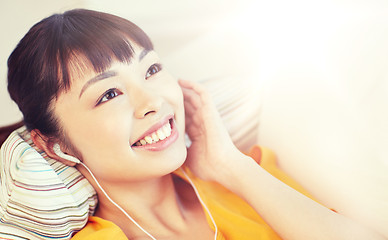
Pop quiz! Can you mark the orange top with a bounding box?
[71,146,316,240]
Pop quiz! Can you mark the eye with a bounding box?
[145,63,162,79]
[96,88,122,105]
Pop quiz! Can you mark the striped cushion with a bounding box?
[0,126,97,239]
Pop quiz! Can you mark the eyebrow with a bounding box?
[139,49,151,61]
[78,49,151,99]
[79,71,117,99]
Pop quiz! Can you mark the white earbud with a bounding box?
[53,143,80,164]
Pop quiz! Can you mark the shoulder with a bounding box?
[71,216,128,240]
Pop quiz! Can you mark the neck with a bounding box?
[94,173,188,238]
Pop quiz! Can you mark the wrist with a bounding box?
[213,151,259,192]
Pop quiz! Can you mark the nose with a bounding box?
[132,85,163,119]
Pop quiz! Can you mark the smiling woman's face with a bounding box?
[53,43,187,183]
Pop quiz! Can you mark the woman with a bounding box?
[4,9,386,240]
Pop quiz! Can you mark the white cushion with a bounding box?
[0,126,97,239]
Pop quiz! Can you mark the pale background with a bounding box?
[1,0,388,236]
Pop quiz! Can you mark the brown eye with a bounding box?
[97,88,121,105]
[145,63,162,79]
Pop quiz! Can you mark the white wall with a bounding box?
[250,0,388,234]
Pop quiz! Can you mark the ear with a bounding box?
[30,129,78,166]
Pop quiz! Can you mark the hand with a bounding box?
[179,79,242,183]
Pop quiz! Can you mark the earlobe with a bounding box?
[53,143,80,164]
[30,129,78,166]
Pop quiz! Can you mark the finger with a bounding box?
[180,79,221,127]
[181,87,202,110]
[183,100,197,117]
[179,79,210,102]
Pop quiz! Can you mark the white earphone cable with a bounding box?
[79,162,157,240]
[54,144,218,239]
[180,168,218,240]
[79,161,218,240]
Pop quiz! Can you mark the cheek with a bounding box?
[167,79,184,108]
[166,81,185,121]
[60,106,133,163]
[175,85,185,112]
[170,83,186,146]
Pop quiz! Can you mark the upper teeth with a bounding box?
[135,122,172,146]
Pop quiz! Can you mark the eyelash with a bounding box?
[96,88,122,105]
[145,63,162,79]
[95,63,162,106]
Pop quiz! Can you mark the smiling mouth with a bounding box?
[132,119,173,147]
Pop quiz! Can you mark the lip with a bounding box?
[131,115,179,151]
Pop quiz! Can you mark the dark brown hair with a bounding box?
[7,9,153,137]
